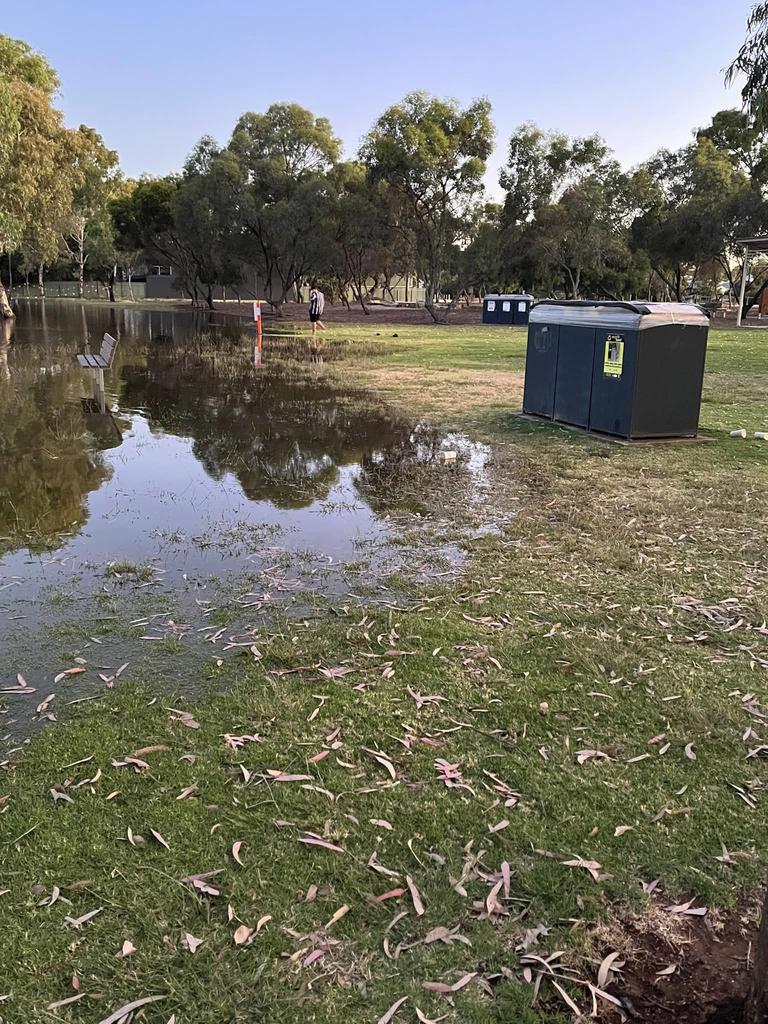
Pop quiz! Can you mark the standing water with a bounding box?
[0,302,469,749]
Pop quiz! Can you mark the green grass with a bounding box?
[1,323,768,1022]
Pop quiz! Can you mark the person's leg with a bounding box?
[317,319,326,331]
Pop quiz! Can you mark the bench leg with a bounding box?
[91,368,106,413]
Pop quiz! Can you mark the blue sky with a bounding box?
[6,0,751,194]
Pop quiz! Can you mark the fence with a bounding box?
[14,281,147,301]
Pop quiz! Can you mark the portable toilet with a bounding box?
[522,300,709,439]
[482,294,500,325]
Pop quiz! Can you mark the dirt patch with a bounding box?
[347,366,524,417]
[609,904,757,1023]
[216,300,486,326]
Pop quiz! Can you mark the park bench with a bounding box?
[76,332,118,411]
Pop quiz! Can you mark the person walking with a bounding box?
[308,282,326,338]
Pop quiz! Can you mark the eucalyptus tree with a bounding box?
[0,35,73,316]
[228,103,340,307]
[361,92,494,321]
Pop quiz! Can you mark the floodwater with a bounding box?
[0,302,476,751]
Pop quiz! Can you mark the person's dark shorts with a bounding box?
[309,313,321,322]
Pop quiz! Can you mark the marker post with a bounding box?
[253,301,263,365]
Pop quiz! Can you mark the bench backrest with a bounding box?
[99,332,118,366]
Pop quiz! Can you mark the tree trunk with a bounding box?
[744,885,768,1024]
[424,266,445,323]
[0,281,15,319]
[38,263,45,297]
[743,278,768,321]
[127,269,134,301]
[205,284,214,310]
[78,259,85,299]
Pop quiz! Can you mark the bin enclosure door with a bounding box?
[588,330,636,437]
[523,323,559,418]
[553,326,596,427]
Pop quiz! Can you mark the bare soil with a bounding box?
[217,300,486,326]
[608,904,757,1023]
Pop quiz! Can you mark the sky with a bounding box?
[5,0,752,196]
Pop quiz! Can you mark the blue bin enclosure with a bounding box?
[522,301,709,439]
[496,294,534,325]
[511,295,533,325]
[482,294,501,324]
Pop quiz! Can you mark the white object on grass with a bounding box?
[730,428,747,438]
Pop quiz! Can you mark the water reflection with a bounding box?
[0,315,113,553]
[0,301,413,559]
[120,351,408,508]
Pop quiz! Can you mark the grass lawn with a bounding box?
[1,323,767,1023]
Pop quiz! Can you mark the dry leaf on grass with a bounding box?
[181,870,224,897]
[50,788,74,805]
[415,1010,448,1024]
[575,749,610,764]
[176,784,199,801]
[324,904,350,929]
[363,747,397,780]
[47,994,85,1011]
[97,995,165,1024]
[54,667,85,684]
[150,829,170,851]
[168,708,200,729]
[561,857,605,882]
[551,979,582,1015]
[665,898,707,916]
[406,875,425,916]
[115,940,136,959]
[63,908,102,929]
[684,743,697,761]
[597,950,622,988]
[298,833,345,853]
[614,825,634,837]
[374,887,405,903]
[232,841,245,866]
[422,972,476,994]
[233,925,253,946]
[182,932,204,954]
[377,996,408,1024]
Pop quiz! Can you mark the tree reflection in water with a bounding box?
[119,350,414,509]
[0,320,113,553]
[0,307,447,561]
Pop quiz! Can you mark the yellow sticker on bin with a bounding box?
[603,336,624,377]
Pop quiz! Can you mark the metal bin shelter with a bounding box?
[482,294,501,324]
[505,294,534,325]
[522,300,709,439]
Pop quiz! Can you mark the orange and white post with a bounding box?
[253,300,263,365]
